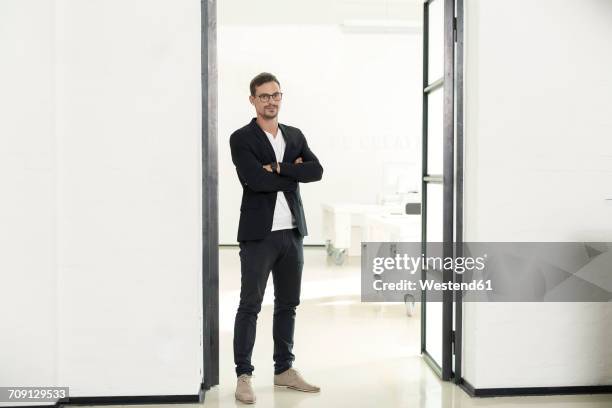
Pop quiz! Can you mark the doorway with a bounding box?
[201,0,464,394]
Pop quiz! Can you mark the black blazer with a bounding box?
[229,118,323,242]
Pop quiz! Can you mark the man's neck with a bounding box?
[256,116,279,137]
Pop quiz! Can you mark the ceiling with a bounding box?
[219,0,423,26]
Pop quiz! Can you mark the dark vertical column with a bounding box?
[442,0,455,381]
[201,0,219,391]
[454,0,464,385]
[420,0,430,355]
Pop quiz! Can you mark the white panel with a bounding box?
[424,182,443,367]
[426,183,443,242]
[55,0,202,395]
[463,0,612,388]
[427,88,443,175]
[0,1,58,404]
[425,301,443,367]
[427,0,444,82]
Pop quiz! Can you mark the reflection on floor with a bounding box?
[195,246,611,408]
[72,243,612,408]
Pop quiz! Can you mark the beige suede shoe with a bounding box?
[235,374,256,404]
[274,368,320,393]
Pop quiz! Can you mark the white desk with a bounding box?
[363,213,421,242]
[321,198,420,264]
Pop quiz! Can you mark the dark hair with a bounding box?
[250,72,280,96]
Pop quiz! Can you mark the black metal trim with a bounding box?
[420,0,456,382]
[422,350,443,379]
[453,0,464,385]
[421,0,430,360]
[420,0,430,358]
[219,244,326,248]
[457,378,612,398]
[3,385,206,408]
[201,0,219,389]
[440,0,455,382]
[60,394,201,406]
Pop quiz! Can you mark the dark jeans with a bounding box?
[233,228,304,376]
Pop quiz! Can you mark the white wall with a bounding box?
[0,2,58,403]
[1,0,203,398]
[55,0,202,396]
[217,20,423,245]
[463,0,612,388]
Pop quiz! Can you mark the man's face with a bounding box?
[249,81,282,120]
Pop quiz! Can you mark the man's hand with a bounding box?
[263,162,280,173]
[263,158,300,173]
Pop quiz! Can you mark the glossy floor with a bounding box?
[101,246,611,408]
[195,246,611,408]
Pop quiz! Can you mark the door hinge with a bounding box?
[451,330,456,354]
[453,17,457,43]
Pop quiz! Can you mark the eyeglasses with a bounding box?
[255,92,283,103]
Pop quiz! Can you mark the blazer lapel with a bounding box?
[250,118,277,162]
[250,119,293,163]
[279,123,292,163]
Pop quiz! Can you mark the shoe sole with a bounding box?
[274,384,320,393]
[235,394,256,404]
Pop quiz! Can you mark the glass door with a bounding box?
[421,0,461,381]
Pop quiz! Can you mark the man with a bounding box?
[229,72,323,404]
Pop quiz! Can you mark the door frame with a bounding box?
[200,0,464,390]
[201,0,220,391]
[454,0,465,385]
[420,0,464,382]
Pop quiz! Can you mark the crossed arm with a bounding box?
[263,137,324,183]
[230,131,323,192]
[230,135,297,193]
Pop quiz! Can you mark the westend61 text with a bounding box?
[373,279,493,292]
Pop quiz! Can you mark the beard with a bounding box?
[262,106,278,119]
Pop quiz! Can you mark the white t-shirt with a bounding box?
[264,127,297,231]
